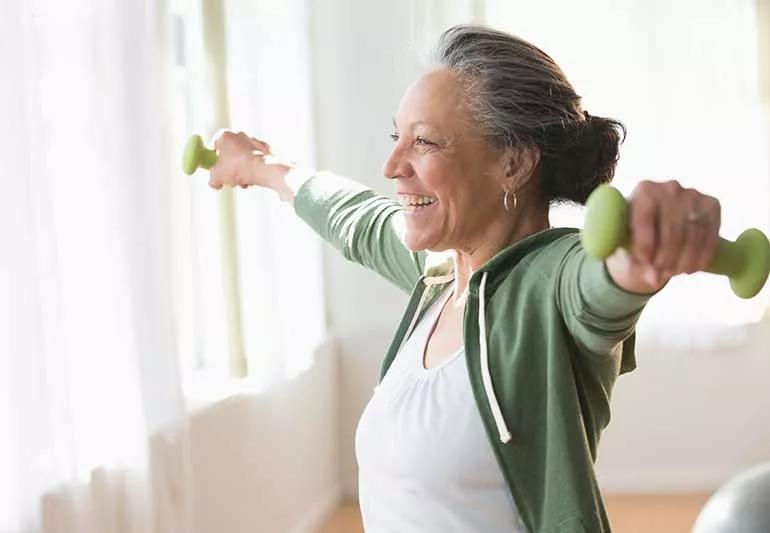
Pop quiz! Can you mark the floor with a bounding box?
[317,493,712,533]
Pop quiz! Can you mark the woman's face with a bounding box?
[383,68,507,252]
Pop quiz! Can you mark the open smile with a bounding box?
[398,194,438,215]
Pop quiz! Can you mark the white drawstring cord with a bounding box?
[478,272,512,444]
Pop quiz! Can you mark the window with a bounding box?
[166,0,325,391]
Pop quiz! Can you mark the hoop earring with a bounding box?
[503,189,517,213]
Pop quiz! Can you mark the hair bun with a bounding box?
[542,115,626,205]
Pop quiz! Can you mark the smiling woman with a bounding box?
[204,24,730,533]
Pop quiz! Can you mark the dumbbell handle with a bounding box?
[582,185,770,299]
[182,134,218,175]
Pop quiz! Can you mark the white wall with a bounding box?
[596,322,770,493]
[309,0,770,499]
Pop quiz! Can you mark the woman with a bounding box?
[209,25,720,533]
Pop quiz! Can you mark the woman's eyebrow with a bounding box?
[392,118,435,130]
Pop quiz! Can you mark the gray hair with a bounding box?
[432,25,625,204]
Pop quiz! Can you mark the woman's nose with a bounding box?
[382,145,412,180]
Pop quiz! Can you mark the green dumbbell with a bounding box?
[582,185,770,299]
[182,134,218,175]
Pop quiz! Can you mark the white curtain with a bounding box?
[1,1,192,531]
[485,0,770,348]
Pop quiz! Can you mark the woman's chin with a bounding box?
[404,214,445,252]
[404,233,430,252]
[404,239,427,252]
[404,233,448,253]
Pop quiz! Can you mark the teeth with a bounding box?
[399,194,437,207]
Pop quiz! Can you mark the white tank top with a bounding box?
[355,286,526,532]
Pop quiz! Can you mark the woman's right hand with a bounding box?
[208,130,292,190]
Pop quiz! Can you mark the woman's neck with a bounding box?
[450,204,550,303]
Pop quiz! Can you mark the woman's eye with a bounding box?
[389,133,436,148]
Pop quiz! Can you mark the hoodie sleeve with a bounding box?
[554,236,652,372]
[293,172,426,294]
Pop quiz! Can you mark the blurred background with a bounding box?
[1,0,769,532]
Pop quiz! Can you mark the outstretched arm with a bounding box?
[292,172,426,294]
[207,130,426,293]
[556,179,721,364]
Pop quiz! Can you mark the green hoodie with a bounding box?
[294,172,651,533]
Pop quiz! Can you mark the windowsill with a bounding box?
[182,335,336,415]
[182,370,269,415]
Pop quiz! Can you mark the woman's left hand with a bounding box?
[605,179,721,294]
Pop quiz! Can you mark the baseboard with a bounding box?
[289,485,344,533]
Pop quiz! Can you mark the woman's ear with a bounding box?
[504,146,541,190]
